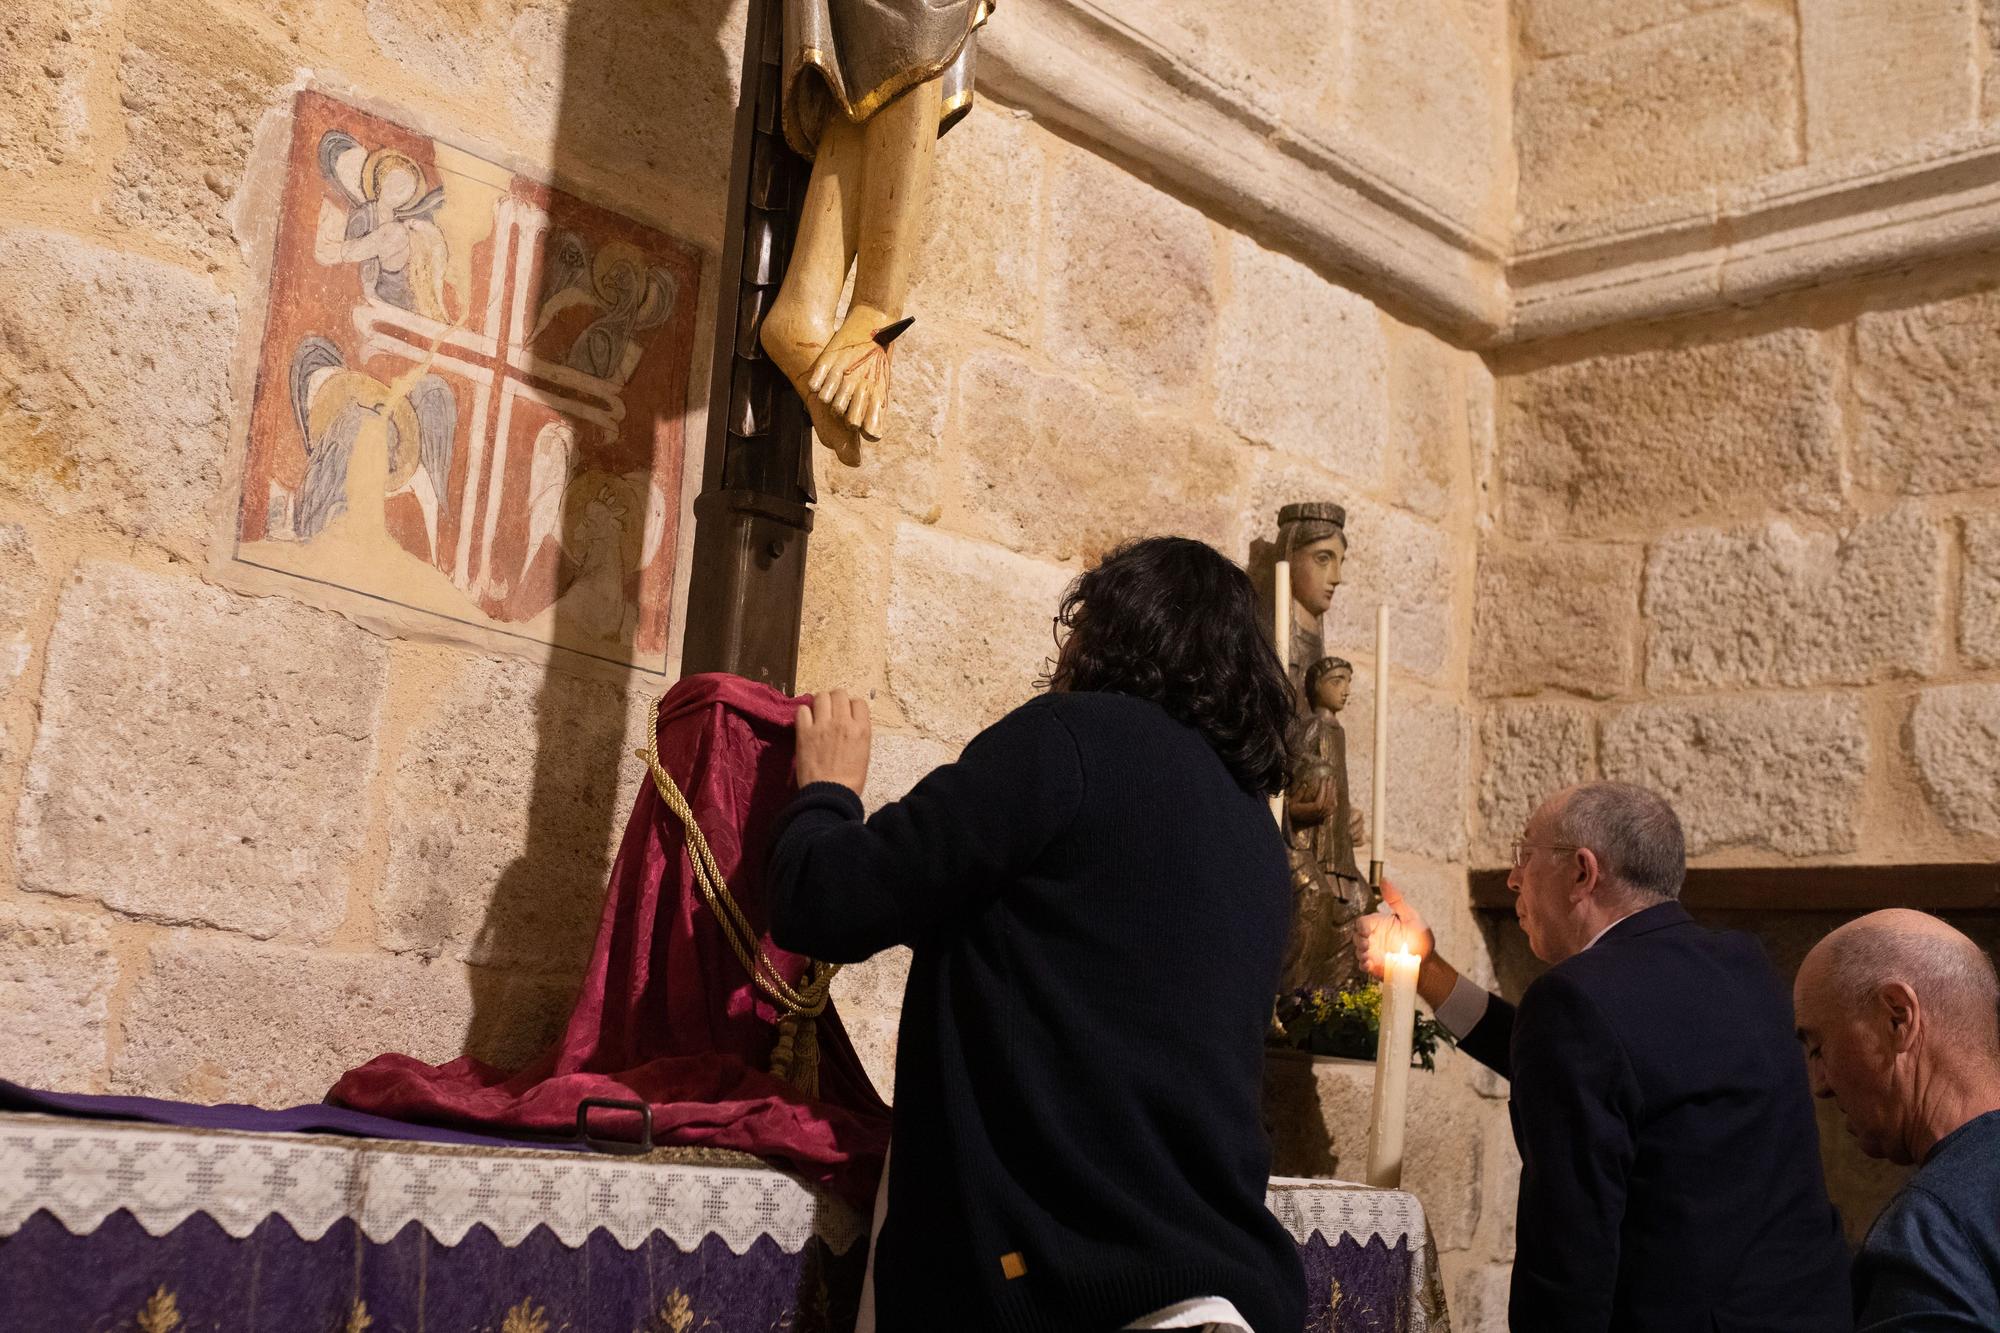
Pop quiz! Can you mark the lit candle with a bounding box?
[1271,558,1292,827]
[1366,941,1421,1188]
[1370,604,1389,884]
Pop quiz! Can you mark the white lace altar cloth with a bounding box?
[0,1112,864,1256]
[0,1111,1448,1318]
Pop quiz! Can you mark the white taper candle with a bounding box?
[1271,559,1292,827]
[1371,604,1389,872]
[1366,945,1421,1187]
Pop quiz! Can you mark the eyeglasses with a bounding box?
[1510,841,1581,869]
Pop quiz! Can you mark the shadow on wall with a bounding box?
[457,0,739,1062]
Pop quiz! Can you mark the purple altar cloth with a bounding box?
[0,1105,1448,1330]
[0,1209,1419,1332]
[0,1208,862,1332]
[0,1077,580,1152]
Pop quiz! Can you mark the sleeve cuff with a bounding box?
[789,781,866,819]
[1433,972,1491,1041]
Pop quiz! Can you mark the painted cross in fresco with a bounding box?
[232,91,703,670]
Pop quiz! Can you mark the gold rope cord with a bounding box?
[636,700,838,1097]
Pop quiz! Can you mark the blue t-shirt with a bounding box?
[1855,1108,2000,1331]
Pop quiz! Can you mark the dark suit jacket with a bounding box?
[1461,901,1851,1333]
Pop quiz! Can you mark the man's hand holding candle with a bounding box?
[1355,879,1462,1014]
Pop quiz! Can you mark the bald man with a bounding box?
[1795,910,2000,1331]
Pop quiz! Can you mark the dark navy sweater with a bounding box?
[768,692,1306,1333]
[1856,1108,2000,1331]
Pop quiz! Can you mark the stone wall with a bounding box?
[1482,267,2000,1241]
[1514,0,1999,243]
[0,0,1519,1320]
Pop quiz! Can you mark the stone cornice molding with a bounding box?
[977,8,2000,347]
[1510,129,2000,344]
[977,0,1510,340]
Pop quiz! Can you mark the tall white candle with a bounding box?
[1271,559,1292,827]
[1370,604,1389,876]
[1366,944,1421,1188]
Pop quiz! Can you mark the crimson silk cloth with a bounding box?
[329,673,891,1207]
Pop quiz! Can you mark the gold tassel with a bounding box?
[769,1011,821,1100]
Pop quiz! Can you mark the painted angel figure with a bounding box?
[313,130,452,323]
[760,0,994,465]
[530,232,681,386]
[288,335,456,561]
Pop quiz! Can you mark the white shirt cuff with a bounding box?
[1432,972,1491,1041]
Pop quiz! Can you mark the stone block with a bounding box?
[1346,682,1470,862]
[377,654,646,967]
[364,0,497,95]
[1327,496,1458,682]
[798,499,888,697]
[0,523,39,693]
[1141,0,1338,122]
[496,0,742,209]
[1501,327,1841,538]
[1483,1113,1522,1255]
[1217,235,1389,485]
[1342,0,1507,219]
[954,349,1245,563]
[1515,7,1801,230]
[1401,1077,1490,1251]
[1519,0,1736,57]
[1911,684,2000,837]
[1263,1050,1373,1178]
[825,336,950,521]
[1385,322,1466,522]
[830,945,908,1102]
[112,0,291,256]
[1601,694,1867,857]
[1472,544,1641,698]
[0,228,236,561]
[1477,701,1597,857]
[1044,145,1217,402]
[0,902,116,1092]
[113,933,572,1105]
[17,562,386,939]
[1988,0,2000,121]
[1963,514,2000,668]
[910,105,1042,346]
[1855,287,2000,494]
[861,731,958,813]
[1454,1262,1513,1333]
[1801,0,1977,160]
[1644,511,1945,690]
[0,0,111,174]
[886,523,1074,746]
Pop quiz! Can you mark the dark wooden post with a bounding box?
[678,0,817,691]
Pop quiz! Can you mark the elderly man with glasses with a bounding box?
[1358,781,1850,1333]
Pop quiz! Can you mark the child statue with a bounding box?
[760,0,994,466]
[1280,656,1371,995]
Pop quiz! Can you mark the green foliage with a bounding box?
[1270,980,1450,1071]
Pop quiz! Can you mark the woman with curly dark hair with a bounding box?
[769,536,1308,1333]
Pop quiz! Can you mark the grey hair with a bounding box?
[1820,914,2000,1054]
[1550,782,1686,902]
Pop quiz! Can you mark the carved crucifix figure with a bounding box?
[759,0,994,466]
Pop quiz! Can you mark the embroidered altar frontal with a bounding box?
[0,1115,1449,1331]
